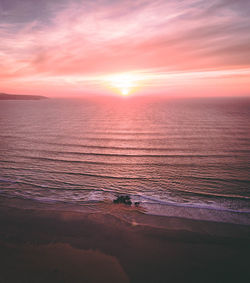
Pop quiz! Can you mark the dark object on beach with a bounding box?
[113,195,132,205]
[134,202,140,207]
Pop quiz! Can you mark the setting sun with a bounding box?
[122,89,129,95]
[104,73,142,96]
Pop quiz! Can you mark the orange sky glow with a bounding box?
[0,0,250,97]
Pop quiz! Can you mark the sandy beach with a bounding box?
[0,197,249,283]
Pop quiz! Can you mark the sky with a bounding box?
[0,0,250,97]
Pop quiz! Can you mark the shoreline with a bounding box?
[0,196,250,282]
[1,193,250,226]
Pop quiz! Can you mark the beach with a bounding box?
[0,197,249,283]
[0,97,250,282]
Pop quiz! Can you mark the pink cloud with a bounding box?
[0,0,250,96]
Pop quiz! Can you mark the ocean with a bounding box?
[0,96,250,225]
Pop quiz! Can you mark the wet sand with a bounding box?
[0,197,249,283]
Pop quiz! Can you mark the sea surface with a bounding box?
[0,96,250,224]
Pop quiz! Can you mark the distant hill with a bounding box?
[0,93,48,100]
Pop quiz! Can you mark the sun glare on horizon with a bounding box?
[104,73,142,96]
[122,89,129,96]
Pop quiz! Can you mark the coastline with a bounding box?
[0,196,249,282]
[0,93,48,100]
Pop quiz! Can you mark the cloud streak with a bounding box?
[0,0,250,96]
